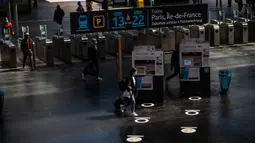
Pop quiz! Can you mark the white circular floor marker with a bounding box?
[189,96,202,101]
[141,103,155,108]
[181,128,196,133]
[185,110,200,116]
[126,137,142,142]
[134,118,149,123]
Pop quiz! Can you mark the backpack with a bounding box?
[119,79,127,91]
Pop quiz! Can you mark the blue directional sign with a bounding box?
[70,11,108,34]
[77,15,89,32]
[109,10,126,30]
[125,8,147,29]
[108,8,148,31]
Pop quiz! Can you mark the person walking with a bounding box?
[82,38,102,81]
[165,48,180,82]
[53,5,65,35]
[125,68,138,116]
[76,1,84,12]
[122,86,138,116]
[20,33,34,71]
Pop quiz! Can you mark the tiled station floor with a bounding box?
[1,45,255,143]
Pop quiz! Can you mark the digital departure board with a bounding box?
[108,8,148,30]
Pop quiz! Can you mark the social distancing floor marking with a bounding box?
[141,103,155,108]
[185,110,200,116]
[181,127,197,133]
[134,117,150,124]
[126,135,144,142]
[126,137,142,142]
[189,96,202,101]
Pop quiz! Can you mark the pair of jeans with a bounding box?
[23,50,33,70]
[166,66,180,81]
[123,95,136,112]
[83,59,99,78]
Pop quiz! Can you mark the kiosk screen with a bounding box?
[184,60,192,66]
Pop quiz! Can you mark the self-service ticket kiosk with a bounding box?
[132,45,164,103]
[179,39,211,97]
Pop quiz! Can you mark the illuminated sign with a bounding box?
[125,8,147,30]
[108,8,148,30]
[70,4,208,34]
[93,15,105,28]
[108,10,126,30]
[70,11,108,34]
[149,4,208,27]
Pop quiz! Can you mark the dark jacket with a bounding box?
[53,8,65,25]
[125,74,136,90]
[20,38,32,53]
[171,50,180,71]
[88,44,99,60]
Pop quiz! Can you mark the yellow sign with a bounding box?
[137,0,144,8]
[93,15,105,28]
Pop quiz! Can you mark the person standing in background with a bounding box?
[165,48,180,82]
[53,5,65,35]
[216,0,222,7]
[1,17,14,39]
[76,1,84,12]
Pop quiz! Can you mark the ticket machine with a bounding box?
[179,39,211,97]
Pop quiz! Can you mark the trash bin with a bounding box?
[219,70,232,95]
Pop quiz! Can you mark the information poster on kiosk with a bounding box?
[179,39,210,81]
[132,45,164,90]
[136,76,153,90]
[132,45,164,76]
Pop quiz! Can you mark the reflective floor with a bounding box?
[1,45,255,143]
